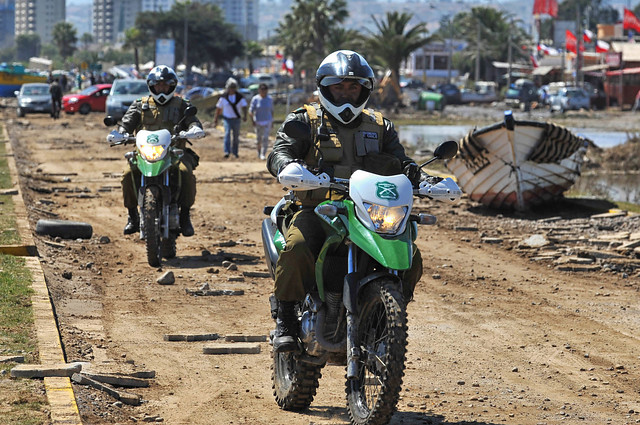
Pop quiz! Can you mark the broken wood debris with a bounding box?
[164,333,220,342]
[185,288,244,296]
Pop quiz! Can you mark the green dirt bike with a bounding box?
[261,120,461,425]
[104,106,198,267]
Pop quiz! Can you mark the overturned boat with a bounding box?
[446,111,591,210]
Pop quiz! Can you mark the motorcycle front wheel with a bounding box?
[272,350,322,411]
[143,186,162,267]
[346,279,407,425]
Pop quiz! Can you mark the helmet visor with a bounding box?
[320,76,372,90]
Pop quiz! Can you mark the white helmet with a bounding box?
[316,50,375,125]
[146,65,178,105]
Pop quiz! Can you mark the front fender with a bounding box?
[136,154,173,177]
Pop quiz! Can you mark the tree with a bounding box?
[15,33,41,61]
[276,0,349,79]
[326,28,366,55]
[453,7,530,81]
[558,0,619,27]
[367,11,431,98]
[244,41,263,74]
[135,2,244,69]
[52,22,77,60]
[80,33,93,50]
[124,28,145,73]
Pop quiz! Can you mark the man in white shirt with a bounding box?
[214,78,248,158]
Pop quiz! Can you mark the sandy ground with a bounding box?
[4,102,640,425]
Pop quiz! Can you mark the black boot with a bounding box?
[273,301,299,353]
[123,208,139,235]
[180,208,194,237]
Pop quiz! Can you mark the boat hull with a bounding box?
[0,71,47,97]
[446,118,590,211]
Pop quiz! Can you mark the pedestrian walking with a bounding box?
[249,83,274,160]
[49,78,63,119]
[213,78,247,158]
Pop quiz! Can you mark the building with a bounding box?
[202,0,258,41]
[92,0,141,45]
[14,0,65,45]
[141,0,174,12]
[404,42,465,86]
[0,0,14,49]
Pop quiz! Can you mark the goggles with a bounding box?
[320,76,372,90]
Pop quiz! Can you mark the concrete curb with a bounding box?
[3,125,83,424]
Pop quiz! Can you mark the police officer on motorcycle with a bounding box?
[266,50,424,353]
[113,65,204,237]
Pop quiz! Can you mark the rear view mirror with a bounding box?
[103,116,117,126]
[434,140,458,160]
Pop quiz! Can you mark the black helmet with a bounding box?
[316,50,375,124]
[147,65,178,105]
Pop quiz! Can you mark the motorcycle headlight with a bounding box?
[138,143,166,162]
[363,203,408,234]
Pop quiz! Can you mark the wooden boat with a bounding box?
[0,63,47,97]
[445,111,591,210]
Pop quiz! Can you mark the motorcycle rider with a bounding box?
[110,65,204,237]
[266,50,423,353]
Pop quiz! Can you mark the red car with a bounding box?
[62,84,112,114]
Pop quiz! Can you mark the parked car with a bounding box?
[205,71,234,88]
[62,84,112,114]
[14,83,52,117]
[183,86,217,102]
[504,79,539,109]
[460,81,498,104]
[105,79,148,119]
[549,87,591,113]
[434,83,461,105]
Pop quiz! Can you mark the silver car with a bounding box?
[549,87,591,113]
[105,79,149,119]
[15,83,52,117]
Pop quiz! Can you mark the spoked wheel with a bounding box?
[143,186,162,267]
[346,279,407,425]
[272,350,322,411]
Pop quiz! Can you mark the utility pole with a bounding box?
[183,5,188,85]
[475,21,480,82]
[576,7,582,86]
[447,17,453,83]
[507,29,513,89]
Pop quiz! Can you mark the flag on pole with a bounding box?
[565,30,579,54]
[533,0,558,18]
[285,59,294,75]
[537,43,560,55]
[275,50,283,60]
[583,29,594,43]
[595,40,610,53]
[624,8,640,32]
[530,54,539,68]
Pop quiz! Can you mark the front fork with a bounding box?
[344,243,399,380]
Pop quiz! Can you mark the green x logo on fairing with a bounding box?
[375,181,399,200]
[146,134,159,144]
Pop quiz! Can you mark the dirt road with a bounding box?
[5,105,640,425]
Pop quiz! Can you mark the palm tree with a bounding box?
[367,11,431,102]
[244,41,263,74]
[123,28,146,73]
[454,7,530,81]
[52,22,77,61]
[326,28,366,54]
[276,0,349,80]
[80,33,93,51]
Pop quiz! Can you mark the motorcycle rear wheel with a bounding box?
[143,186,162,267]
[346,279,407,425]
[271,350,322,411]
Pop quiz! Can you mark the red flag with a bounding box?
[533,0,558,18]
[624,8,640,32]
[596,40,610,53]
[565,30,578,54]
[530,54,539,68]
[275,50,283,60]
[583,29,594,43]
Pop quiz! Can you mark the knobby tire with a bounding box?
[271,349,323,411]
[346,279,407,425]
[143,186,162,267]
